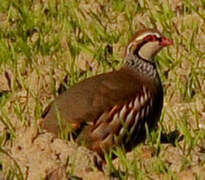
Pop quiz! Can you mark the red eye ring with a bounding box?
[143,35,173,46]
[144,35,157,42]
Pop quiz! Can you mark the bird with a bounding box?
[41,29,173,157]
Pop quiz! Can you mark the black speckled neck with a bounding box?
[124,54,157,79]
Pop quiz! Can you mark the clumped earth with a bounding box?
[0,0,204,179]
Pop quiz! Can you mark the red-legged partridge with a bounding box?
[41,29,173,157]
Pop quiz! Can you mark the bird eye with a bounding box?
[144,35,157,42]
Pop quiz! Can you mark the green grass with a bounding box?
[0,0,204,179]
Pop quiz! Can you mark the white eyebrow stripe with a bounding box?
[135,32,160,41]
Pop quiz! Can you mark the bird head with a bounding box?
[125,29,173,61]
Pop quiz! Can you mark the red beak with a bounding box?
[160,37,173,46]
